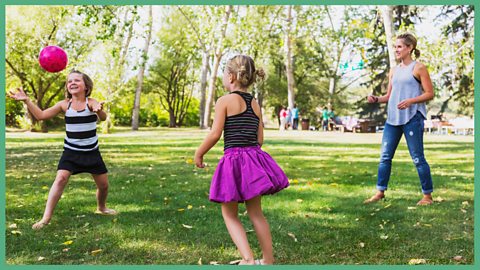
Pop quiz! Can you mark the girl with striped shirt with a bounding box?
[9,70,116,230]
[195,55,289,265]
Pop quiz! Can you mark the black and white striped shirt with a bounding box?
[223,91,259,150]
[64,98,99,152]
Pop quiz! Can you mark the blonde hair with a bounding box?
[225,55,265,88]
[65,69,93,99]
[397,33,420,59]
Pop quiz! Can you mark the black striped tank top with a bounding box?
[64,98,99,152]
[223,91,259,150]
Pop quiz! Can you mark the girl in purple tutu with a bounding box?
[195,55,289,265]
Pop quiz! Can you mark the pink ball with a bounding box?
[38,46,68,73]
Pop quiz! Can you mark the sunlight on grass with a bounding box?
[5,128,474,265]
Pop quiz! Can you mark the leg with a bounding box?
[403,113,433,204]
[92,173,116,214]
[245,196,274,265]
[365,123,402,203]
[32,170,72,229]
[221,202,255,265]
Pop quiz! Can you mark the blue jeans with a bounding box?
[377,112,433,194]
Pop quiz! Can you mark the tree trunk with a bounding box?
[381,6,396,68]
[203,5,232,128]
[169,108,176,127]
[199,49,210,129]
[284,5,295,110]
[132,6,153,130]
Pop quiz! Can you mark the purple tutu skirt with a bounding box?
[209,145,289,203]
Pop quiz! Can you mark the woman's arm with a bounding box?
[195,97,227,168]
[367,69,394,104]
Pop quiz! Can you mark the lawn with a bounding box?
[5,128,474,265]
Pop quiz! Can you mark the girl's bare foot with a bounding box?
[94,208,117,215]
[238,259,255,265]
[32,219,49,230]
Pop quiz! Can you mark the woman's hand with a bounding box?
[397,99,413,110]
[8,88,29,101]
[367,95,378,103]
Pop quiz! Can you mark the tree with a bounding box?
[203,5,233,128]
[144,8,199,127]
[284,5,296,110]
[78,5,140,133]
[131,6,153,130]
[6,6,95,132]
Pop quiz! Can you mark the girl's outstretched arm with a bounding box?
[8,88,64,120]
[195,97,227,168]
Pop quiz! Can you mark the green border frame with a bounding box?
[1,0,477,269]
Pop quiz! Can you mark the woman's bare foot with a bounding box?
[417,194,433,205]
[363,192,385,204]
[32,219,49,230]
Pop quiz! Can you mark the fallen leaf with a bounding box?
[408,258,426,265]
[182,224,193,229]
[383,204,392,209]
[187,205,193,210]
[11,230,22,235]
[62,248,69,252]
[229,260,242,265]
[42,186,49,190]
[287,232,298,242]
[8,223,17,229]
[296,199,303,203]
[198,257,202,265]
[433,196,445,202]
[177,208,185,212]
[186,159,194,164]
[37,256,45,261]
[210,261,220,265]
[408,207,417,210]
[62,240,73,245]
[329,183,338,187]
[380,234,388,240]
[91,249,102,255]
[359,242,365,248]
[462,201,469,206]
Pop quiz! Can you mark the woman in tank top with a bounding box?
[364,33,435,205]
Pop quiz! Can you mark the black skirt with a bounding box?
[57,148,108,175]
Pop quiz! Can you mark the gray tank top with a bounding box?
[387,61,427,126]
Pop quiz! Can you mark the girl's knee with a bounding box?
[96,181,108,191]
[54,173,70,186]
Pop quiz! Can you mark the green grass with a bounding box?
[5,128,474,265]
